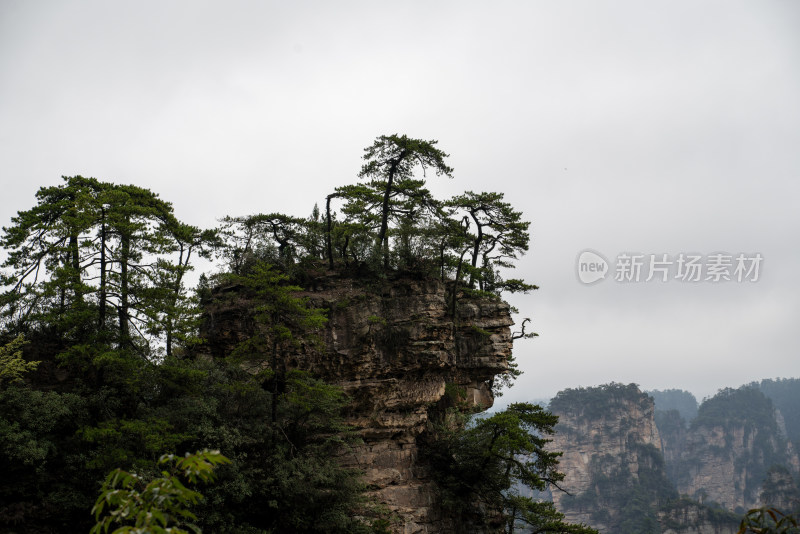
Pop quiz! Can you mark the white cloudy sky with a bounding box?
[1,1,798,405]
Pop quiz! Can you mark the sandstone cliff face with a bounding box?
[760,465,800,511]
[545,384,800,533]
[656,410,688,483]
[675,413,800,511]
[676,425,752,510]
[547,384,668,533]
[668,387,800,513]
[200,272,513,533]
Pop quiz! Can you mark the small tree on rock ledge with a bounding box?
[356,134,453,266]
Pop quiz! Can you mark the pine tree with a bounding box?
[446,191,532,292]
[226,262,327,423]
[423,402,598,534]
[355,134,453,266]
[0,176,215,359]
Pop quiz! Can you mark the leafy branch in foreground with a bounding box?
[738,507,800,534]
[90,449,230,534]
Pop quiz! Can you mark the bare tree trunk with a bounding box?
[271,336,278,425]
[376,155,406,265]
[326,194,334,269]
[468,211,482,288]
[99,207,107,331]
[118,227,130,348]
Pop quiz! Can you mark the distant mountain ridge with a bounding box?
[541,380,800,534]
[648,378,800,448]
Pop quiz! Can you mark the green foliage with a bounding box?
[0,299,375,533]
[0,176,217,359]
[0,334,36,385]
[0,386,83,467]
[0,383,89,528]
[469,325,492,338]
[224,261,328,428]
[323,134,454,274]
[423,402,597,533]
[506,498,597,534]
[214,135,538,378]
[738,507,800,533]
[446,191,532,292]
[442,382,468,406]
[693,386,775,430]
[367,314,387,326]
[357,134,453,263]
[189,365,382,533]
[549,382,648,420]
[459,287,502,301]
[498,278,539,294]
[217,213,310,274]
[0,137,535,532]
[228,261,327,349]
[559,449,676,534]
[80,417,190,472]
[90,449,230,534]
[489,352,523,398]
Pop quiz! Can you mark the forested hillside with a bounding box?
[0,135,592,534]
[670,385,800,513]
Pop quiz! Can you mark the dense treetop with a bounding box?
[548,382,649,419]
[220,133,535,297]
[0,134,537,357]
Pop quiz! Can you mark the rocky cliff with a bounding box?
[546,383,675,533]
[199,270,514,533]
[656,409,689,483]
[669,387,800,513]
[545,383,799,533]
[759,465,800,511]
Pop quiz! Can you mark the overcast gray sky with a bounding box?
[1,1,798,405]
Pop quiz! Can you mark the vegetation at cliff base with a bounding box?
[422,402,598,534]
[90,449,230,534]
